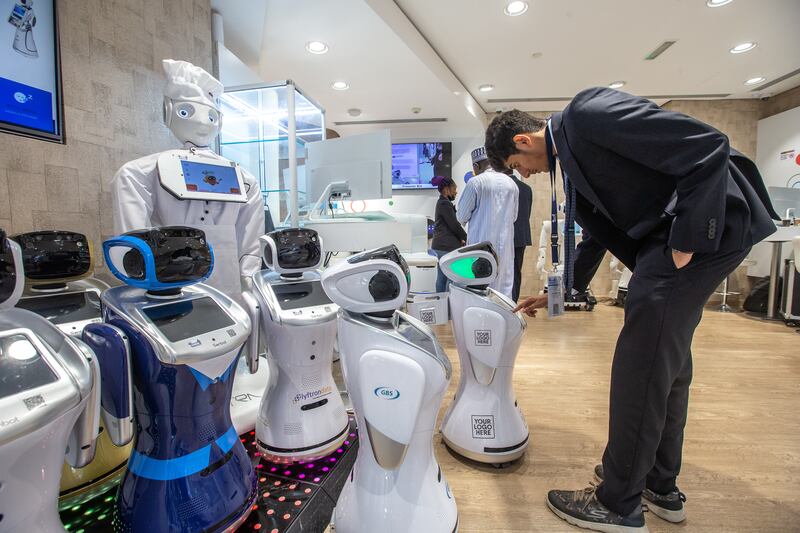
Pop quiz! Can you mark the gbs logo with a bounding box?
[374,387,400,400]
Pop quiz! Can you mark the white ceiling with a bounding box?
[211,0,800,133]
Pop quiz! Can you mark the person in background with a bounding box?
[431,175,466,293]
[509,168,533,302]
[570,229,607,302]
[457,147,519,298]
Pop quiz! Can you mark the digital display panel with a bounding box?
[0,0,64,142]
[180,160,242,195]
[143,296,235,342]
[0,333,58,399]
[270,281,332,311]
[391,142,452,190]
[16,291,101,325]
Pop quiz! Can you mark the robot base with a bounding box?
[59,419,360,533]
[442,434,528,467]
[257,424,350,465]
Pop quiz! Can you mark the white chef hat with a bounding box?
[162,59,223,110]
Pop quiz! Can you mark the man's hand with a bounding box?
[513,294,549,317]
[671,249,694,270]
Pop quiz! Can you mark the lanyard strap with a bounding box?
[544,124,560,268]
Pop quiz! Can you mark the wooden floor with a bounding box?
[421,303,800,533]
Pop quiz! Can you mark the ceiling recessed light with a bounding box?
[706,0,733,7]
[730,42,756,54]
[331,81,349,91]
[305,41,329,54]
[453,91,461,95]
[531,51,543,59]
[744,76,766,85]
[479,84,494,92]
[608,81,626,89]
[347,108,362,117]
[504,1,528,16]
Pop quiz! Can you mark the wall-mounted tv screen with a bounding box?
[391,142,451,190]
[0,0,64,142]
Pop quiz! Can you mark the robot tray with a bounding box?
[59,417,359,533]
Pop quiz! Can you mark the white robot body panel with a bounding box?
[441,285,529,465]
[333,311,457,533]
[253,270,348,463]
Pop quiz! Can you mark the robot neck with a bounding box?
[29,282,69,293]
[362,310,396,323]
[279,273,304,281]
[145,288,183,299]
[183,141,211,150]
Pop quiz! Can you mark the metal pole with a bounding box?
[766,242,782,319]
[288,83,298,227]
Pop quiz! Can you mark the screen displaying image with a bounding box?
[0,0,63,141]
[270,281,332,311]
[180,160,242,195]
[391,142,452,190]
[143,296,235,343]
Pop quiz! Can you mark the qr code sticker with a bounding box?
[474,330,491,346]
[419,308,436,324]
[23,395,45,411]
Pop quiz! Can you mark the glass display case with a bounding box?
[218,81,325,228]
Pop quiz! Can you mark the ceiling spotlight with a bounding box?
[453,91,461,95]
[504,1,528,16]
[730,42,756,54]
[347,108,362,117]
[706,0,733,6]
[608,81,626,89]
[305,41,329,54]
[744,76,766,85]
[479,84,494,92]
[331,81,349,91]
[531,51,543,59]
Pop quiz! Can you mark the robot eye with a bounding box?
[208,109,220,123]
[175,103,195,119]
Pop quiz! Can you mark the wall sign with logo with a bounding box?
[0,0,64,142]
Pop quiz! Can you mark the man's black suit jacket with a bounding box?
[551,87,778,270]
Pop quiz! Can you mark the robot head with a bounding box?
[104,226,213,291]
[261,228,322,276]
[0,229,24,309]
[321,245,409,316]
[11,231,93,287]
[162,59,223,148]
[439,242,498,288]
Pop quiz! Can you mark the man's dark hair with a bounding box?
[485,110,547,170]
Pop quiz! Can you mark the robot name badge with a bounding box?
[471,415,495,439]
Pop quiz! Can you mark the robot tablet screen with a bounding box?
[0,333,58,399]
[16,291,101,325]
[271,281,332,311]
[180,160,241,195]
[143,296,235,342]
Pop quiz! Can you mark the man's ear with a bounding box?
[512,133,533,148]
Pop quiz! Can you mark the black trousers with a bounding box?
[512,246,526,302]
[596,234,750,516]
[573,231,607,293]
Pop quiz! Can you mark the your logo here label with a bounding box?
[471,414,495,439]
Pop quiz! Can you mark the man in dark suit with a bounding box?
[485,87,778,533]
[509,168,533,302]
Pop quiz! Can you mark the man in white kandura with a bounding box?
[456,146,519,298]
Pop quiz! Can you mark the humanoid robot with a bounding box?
[7,0,37,58]
[81,226,257,532]
[110,59,267,431]
[11,230,133,508]
[322,245,458,533]
[439,242,529,467]
[251,228,348,463]
[0,229,101,532]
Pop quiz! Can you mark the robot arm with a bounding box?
[65,342,101,469]
[81,324,134,447]
[112,164,156,235]
[236,169,266,292]
[239,291,260,374]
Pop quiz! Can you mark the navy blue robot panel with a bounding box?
[96,310,256,532]
[82,323,131,420]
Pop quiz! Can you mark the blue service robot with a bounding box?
[81,226,257,532]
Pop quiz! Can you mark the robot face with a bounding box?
[104,226,213,291]
[439,242,498,288]
[0,230,24,309]
[165,99,221,148]
[11,231,92,284]
[261,228,322,274]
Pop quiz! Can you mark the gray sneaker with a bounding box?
[593,465,687,524]
[546,487,649,533]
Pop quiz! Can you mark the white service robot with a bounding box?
[322,245,458,533]
[110,59,268,432]
[0,229,102,532]
[250,228,348,463]
[439,242,529,467]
